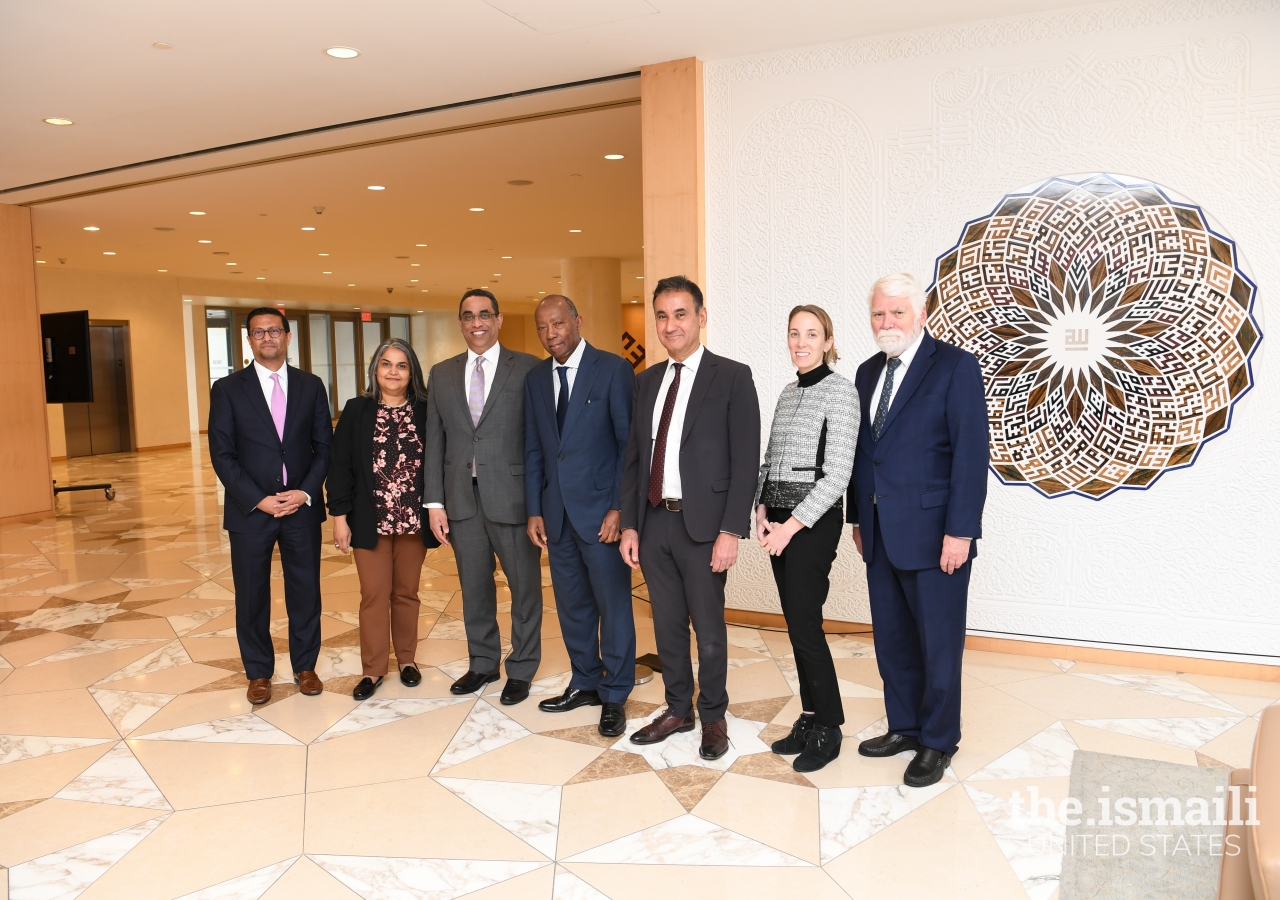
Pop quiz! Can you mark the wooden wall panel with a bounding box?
[0,204,54,519]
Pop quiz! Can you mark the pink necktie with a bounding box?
[270,373,287,485]
[469,357,485,475]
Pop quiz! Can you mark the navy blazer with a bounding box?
[524,343,635,543]
[208,364,333,533]
[846,332,989,571]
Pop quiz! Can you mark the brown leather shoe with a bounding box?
[246,678,272,705]
[295,670,323,696]
[700,718,729,760]
[629,709,696,745]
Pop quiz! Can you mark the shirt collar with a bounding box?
[253,360,287,384]
[668,343,705,375]
[556,339,588,370]
[466,343,503,369]
[890,328,926,370]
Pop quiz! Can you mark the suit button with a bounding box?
[873,460,880,466]
[473,437,479,443]
[557,454,564,461]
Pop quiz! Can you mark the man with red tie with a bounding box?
[620,276,761,760]
[208,308,333,705]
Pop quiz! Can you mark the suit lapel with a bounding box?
[475,347,514,430]
[638,361,665,475]
[679,349,718,447]
[558,345,598,447]
[239,365,280,442]
[878,333,937,439]
[449,353,474,432]
[281,366,303,442]
[536,358,556,437]
[358,398,377,477]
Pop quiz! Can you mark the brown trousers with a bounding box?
[352,534,426,677]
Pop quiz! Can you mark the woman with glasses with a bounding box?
[327,338,439,701]
[756,305,859,772]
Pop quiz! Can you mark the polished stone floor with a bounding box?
[0,446,1276,900]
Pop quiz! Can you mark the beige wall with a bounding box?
[38,268,192,451]
[0,204,54,519]
[620,302,646,370]
[640,57,706,365]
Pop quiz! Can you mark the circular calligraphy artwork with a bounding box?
[926,174,1261,500]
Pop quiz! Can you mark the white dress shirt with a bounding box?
[650,343,705,501]
[870,327,926,416]
[250,360,309,505]
[552,338,588,405]
[464,342,504,407]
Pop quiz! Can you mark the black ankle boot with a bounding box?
[771,713,816,755]
[793,723,842,773]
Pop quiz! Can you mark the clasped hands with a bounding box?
[756,504,802,556]
[255,491,307,519]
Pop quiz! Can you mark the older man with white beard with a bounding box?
[844,272,990,788]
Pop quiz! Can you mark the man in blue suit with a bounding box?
[525,295,636,737]
[846,272,990,787]
[208,308,333,706]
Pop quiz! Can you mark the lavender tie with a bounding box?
[270,372,287,485]
[469,357,485,475]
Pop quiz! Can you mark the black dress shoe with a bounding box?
[858,732,922,758]
[399,664,422,687]
[538,687,601,713]
[793,723,842,773]
[500,678,531,706]
[771,713,816,755]
[598,702,626,737]
[904,747,951,787]
[450,670,499,695]
[353,676,383,701]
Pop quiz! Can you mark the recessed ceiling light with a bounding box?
[189,211,206,216]
[636,275,644,279]
[152,42,172,50]
[421,289,428,293]
[323,271,332,274]
[257,277,266,280]
[326,47,359,59]
[632,299,638,303]
[415,243,427,247]
[302,227,315,231]
[348,284,355,287]
[569,229,582,233]
[353,307,360,310]
[417,309,424,312]
[507,180,533,186]
[158,269,168,272]
[198,239,212,244]
[367,185,385,191]
[410,279,419,283]
[226,262,236,266]
[44,117,74,126]
[604,154,624,160]
[83,226,99,231]
[36,260,46,264]
[319,253,329,256]
[493,273,502,277]
[469,207,485,212]
[410,263,420,267]
[539,291,545,294]
[103,251,116,256]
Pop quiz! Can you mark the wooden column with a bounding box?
[0,204,54,520]
[641,57,705,365]
[560,257,622,355]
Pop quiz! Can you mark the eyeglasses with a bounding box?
[460,311,495,323]
[249,327,285,339]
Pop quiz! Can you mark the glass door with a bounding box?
[332,316,360,411]
[205,309,234,385]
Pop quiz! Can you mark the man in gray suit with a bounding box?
[425,289,543,705]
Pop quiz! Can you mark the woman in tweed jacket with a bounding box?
[755,304,859,773]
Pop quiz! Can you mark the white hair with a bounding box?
[867,272,927,315]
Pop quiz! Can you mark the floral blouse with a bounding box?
[372,403,423,536]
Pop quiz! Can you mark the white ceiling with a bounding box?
[2,0,1098,191]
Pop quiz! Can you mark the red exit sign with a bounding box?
[361,312,371,322]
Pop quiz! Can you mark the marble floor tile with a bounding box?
[1051,659,1076,672]
[819,781,954,863]
[172,857,297,899]
[552,866,609,900]
[1070,672,1242,713]
[312,856,547,900]
[259,856,362,900]
[693,772,820,864]
[270,647,362,685]
[27,638,163,666]
[305,776,545,861]
[611,711,769,773]
[5,812,168,899]
[94,661,232,694]
[725,657,796,702]
[432,700,532,772]
[133,712,302,745]
[436,734,603,785]
[1180,672,1280,715]
[966,721,1078,781]
[0,742,118,804]
[92,618,177,640]
[95,639,194,685]
[945,686,1063,780]
[0,632,86,668]
[1061,721,1199,766]
[1071,715,1242,750]
[1197,716,1260,769]
[130,688,253,737]
[315,696,470,742]
[564,814,810,866]
[0,798,165,868]
[428,616,469,641]
[128,741,307,809]
[168,606,234,637]
[253,691,359,745]
[0,688,119,738]
[53,744,171,810]
[725,626,770,655]
[825,636,876,659]
[0,734,116,766]
[563,749,653,785]
[436,778,560,858]
[75,794,304,900]
[965,783,1064,900]
[557,771,685,859]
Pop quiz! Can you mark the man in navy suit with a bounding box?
[524,295,636,737]
[846,272,989,787]
[208,308,333,705]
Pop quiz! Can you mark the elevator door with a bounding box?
[63,326,132,457]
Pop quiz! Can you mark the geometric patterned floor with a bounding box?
[1,447,1276,899]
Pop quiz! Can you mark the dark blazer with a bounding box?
[846,331,990,570]
[524,343,634,543]
[208,364,332,533]
[621,348,761,543]
[424,345,541,525]
[326,395,440,550]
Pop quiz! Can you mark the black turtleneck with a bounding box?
[796,363,832,388]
